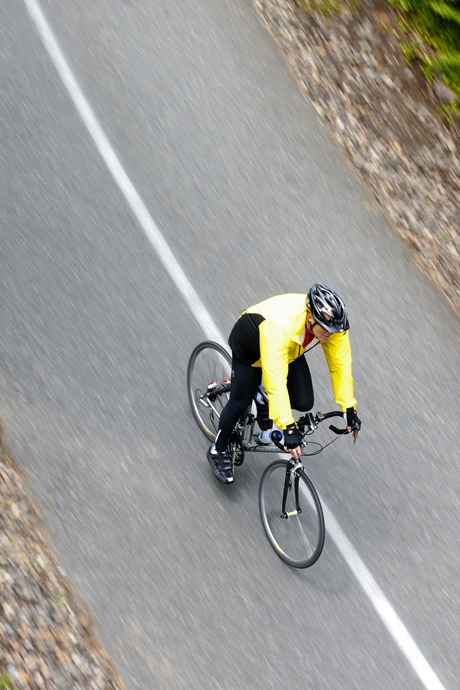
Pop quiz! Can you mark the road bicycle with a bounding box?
[187,340,349,568]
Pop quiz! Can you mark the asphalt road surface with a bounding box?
[1,1,459,688]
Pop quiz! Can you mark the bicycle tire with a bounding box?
[259,460,325,568]
[187,341,232,441]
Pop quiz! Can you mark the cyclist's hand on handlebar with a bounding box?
[283,425,303,458]
[346,407,362,442]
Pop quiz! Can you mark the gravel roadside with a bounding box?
[1,2,459,689]
[0,442,125,690]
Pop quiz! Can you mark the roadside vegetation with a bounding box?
[389,0,460,99]
[299,0,460,109]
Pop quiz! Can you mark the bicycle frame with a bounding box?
[188,340,348,567]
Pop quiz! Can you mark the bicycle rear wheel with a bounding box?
[187,341,232,440]
[259,460,325,568]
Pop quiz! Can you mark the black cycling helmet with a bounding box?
[307,284,349,333]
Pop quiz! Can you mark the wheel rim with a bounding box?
[259,462,324,568]
[187,342,232,440]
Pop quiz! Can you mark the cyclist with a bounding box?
[207,284,361,484]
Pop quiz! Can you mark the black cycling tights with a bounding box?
[215,356,314,452]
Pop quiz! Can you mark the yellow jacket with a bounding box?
[244,293,356,428]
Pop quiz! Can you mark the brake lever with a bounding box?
[329,424,348,435]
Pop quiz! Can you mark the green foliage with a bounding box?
[296,0,340,14]
[431,2,460,26]
[0,674,18,690]
[388,0,460,100]
[296,0,359,15]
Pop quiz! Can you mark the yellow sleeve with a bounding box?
[259,320,296,429]
[321,331,357,411]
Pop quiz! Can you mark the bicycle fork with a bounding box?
[281,461,303,519]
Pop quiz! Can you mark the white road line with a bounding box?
[23,1,447,688]
[322,502,446,690]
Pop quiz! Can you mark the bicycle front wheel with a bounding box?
[259,460,325,568]
[187,341,232,441]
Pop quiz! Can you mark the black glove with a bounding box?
[283,425,303,449]
[346,407,361,433]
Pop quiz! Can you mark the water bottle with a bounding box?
[255,429,283,445]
